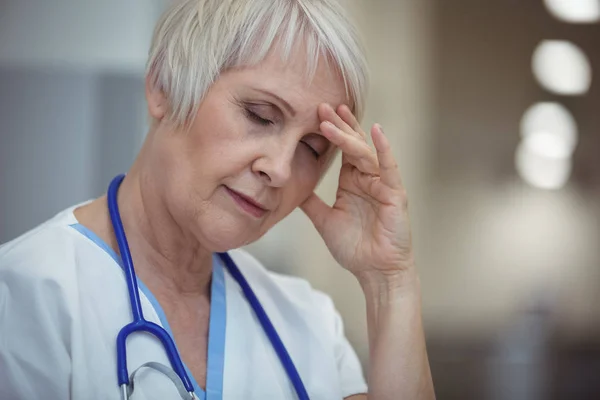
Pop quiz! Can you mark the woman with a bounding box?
[0,0,434,399]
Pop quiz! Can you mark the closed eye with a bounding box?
[301,141,321,159]
[244,108,273,126]
[301,133,329,160]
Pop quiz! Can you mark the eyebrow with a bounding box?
[253,88,297,117]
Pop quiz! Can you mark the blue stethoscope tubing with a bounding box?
[108,174,309,400]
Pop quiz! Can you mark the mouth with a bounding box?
[225,186,268,218]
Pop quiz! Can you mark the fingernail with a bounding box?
[377,124,385,134]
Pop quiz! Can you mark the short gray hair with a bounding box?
[146,0,369,126]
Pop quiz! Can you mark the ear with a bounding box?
[145,74,168,121]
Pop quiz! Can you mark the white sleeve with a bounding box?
[0,265,72,399]
[331,308,368,398]
[314,292,368,398]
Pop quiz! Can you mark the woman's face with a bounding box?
[147,50,347,251]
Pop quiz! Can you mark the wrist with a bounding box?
[355,268,421,305]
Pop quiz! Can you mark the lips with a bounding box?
[225,186,268,218]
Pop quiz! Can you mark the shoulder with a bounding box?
[226,249,339,331]
[226,249,368,397]
[0,205,87,288]
[0,207,87,398]
[228,248,333,303]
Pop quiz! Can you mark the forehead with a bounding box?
[224,48,349,114]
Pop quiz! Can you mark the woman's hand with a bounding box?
[302,104,435,399]
[301,103,415,282]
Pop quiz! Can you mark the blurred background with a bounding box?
[1,0,599,398]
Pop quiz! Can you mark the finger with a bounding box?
[321,121,379,175]
[342,168,395,205]
[359,175,405,208]
[318,103,362,140]
[337,104,366,140]
[372,124,403,189]
[300,192,330,234]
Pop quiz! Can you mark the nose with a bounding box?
[252,139,295,187]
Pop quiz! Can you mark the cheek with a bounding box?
[184,108,251,176]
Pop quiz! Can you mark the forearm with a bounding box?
[357,270,435,400]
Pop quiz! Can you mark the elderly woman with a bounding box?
[0,0,434,399]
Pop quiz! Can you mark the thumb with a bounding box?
[300,192,330,234]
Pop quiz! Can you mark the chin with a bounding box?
[202,235,259,253]
[194,214,266,253]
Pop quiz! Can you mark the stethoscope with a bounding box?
[108,174,309,400]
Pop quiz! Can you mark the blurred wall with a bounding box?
[423,1,600,398]
[0,0,161,242]
[426,0,600,340]
[0,0,161,71]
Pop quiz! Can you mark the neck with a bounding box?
[116,165,213,297]
[76,150,214,298]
